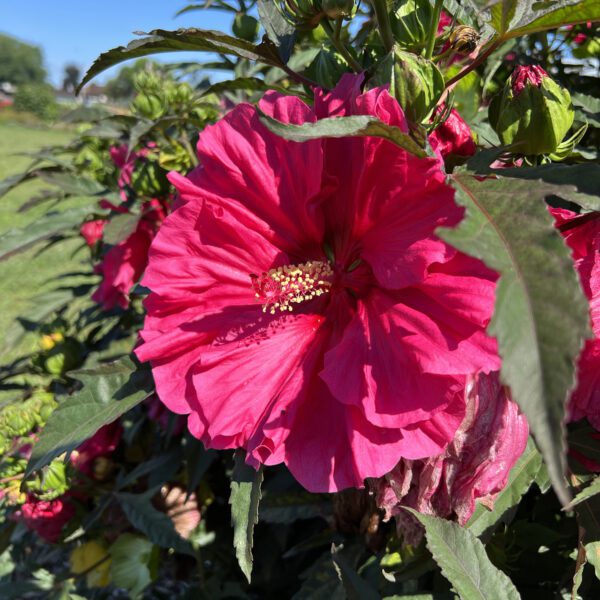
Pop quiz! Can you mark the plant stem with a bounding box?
[444,38,501,89]
[322,20,363,73]
[371,0,395,53]
[424,0,443,59]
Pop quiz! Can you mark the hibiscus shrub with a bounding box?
[1,1,600,598]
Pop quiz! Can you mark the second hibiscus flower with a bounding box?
[135,75,500,492]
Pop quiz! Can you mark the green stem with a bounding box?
[371,0,394,53]
[322,20,362,73]
[424,0,443,59]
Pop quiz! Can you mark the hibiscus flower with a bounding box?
[429,106,477,166]
[135,74,499,492]
[92,198,167,310]
[371,371,528,544]
[551,208,600,428]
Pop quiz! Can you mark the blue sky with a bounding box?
[0,1,234,86]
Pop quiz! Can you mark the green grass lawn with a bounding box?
[0,120,83,362]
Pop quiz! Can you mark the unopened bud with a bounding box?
[391,0,433,50]
[280,0,326,29]
[448,25,479,54]
[322,0,354,19]
[490,65,574,156]
[232,13,260,41]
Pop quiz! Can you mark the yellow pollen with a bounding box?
[250,260,333,314]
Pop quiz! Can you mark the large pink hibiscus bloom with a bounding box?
[135,75,499,492]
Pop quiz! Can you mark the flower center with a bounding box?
[250,260,333,314]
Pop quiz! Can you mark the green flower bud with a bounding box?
[448,25,479,55]
[44,338,84,376]
[390,0,433,50]
[489,65,574,156]
[131,161,170,197]
[280,0,326,29]
[306,47,351,89]
[232,13,260,42]
[373,49,444,124]
[131,93,165,120]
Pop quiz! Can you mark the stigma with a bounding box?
[250,260,333,314]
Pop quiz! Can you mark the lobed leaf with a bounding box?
[25,357,154,477]
[408,509,521,600]
[440,174,591,506]
[229,450,263,583]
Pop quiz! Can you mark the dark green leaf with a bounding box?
[488,0,600,38]
[25,357,154,477]
[184,438,217,496]
[440,174,591,506]
[229,449,263,583]
[61,105,112,123]
[467,438,542,538]
[331,547,379,600]
[116,490,195,556]
[408,509,521,600]
[78,29,285,93]
[470,163,600,211]
[567,477,600,510]
[257,0,296,63]
[258,110,427,158]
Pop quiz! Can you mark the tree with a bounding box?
[62,64,81,94]
[0,33,46,85]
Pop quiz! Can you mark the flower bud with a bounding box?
[384,50,445,124]
[489,65,574,156]
[131,92,165,120]
[280,0,326,29]
[448,25,479,54]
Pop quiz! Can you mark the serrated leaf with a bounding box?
[567,477,600,510]
[440,174,591,506]
[258,110,427,158]
[257,0,296,63]
[25,357,153,477]
[102,212,139,246]
[78,29,285,93]
[488,0,600,38]
[0,205,99,261]
[407,509,521,600]
[116,491,195,556]
[467,438,542,539]
[229,450,263,583]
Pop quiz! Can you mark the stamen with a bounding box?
[250,260,333,314]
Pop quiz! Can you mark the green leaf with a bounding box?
[407,509,521,600]
[0,204,98,261]
[440,174,591,506]
[109,534,155,599]
[36,171,107,196]
[331,546,379,600]
[102,212,139,246]
[78,29,285,93]
[229,449,263,583]
[467,438,542,539]
[473,163,600,211]
[566,477,600,510]
[116,490,195,556]
[257,0,296,63]
[25,357,154,477]
[258,110,427,158]
[488,0,600,38]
